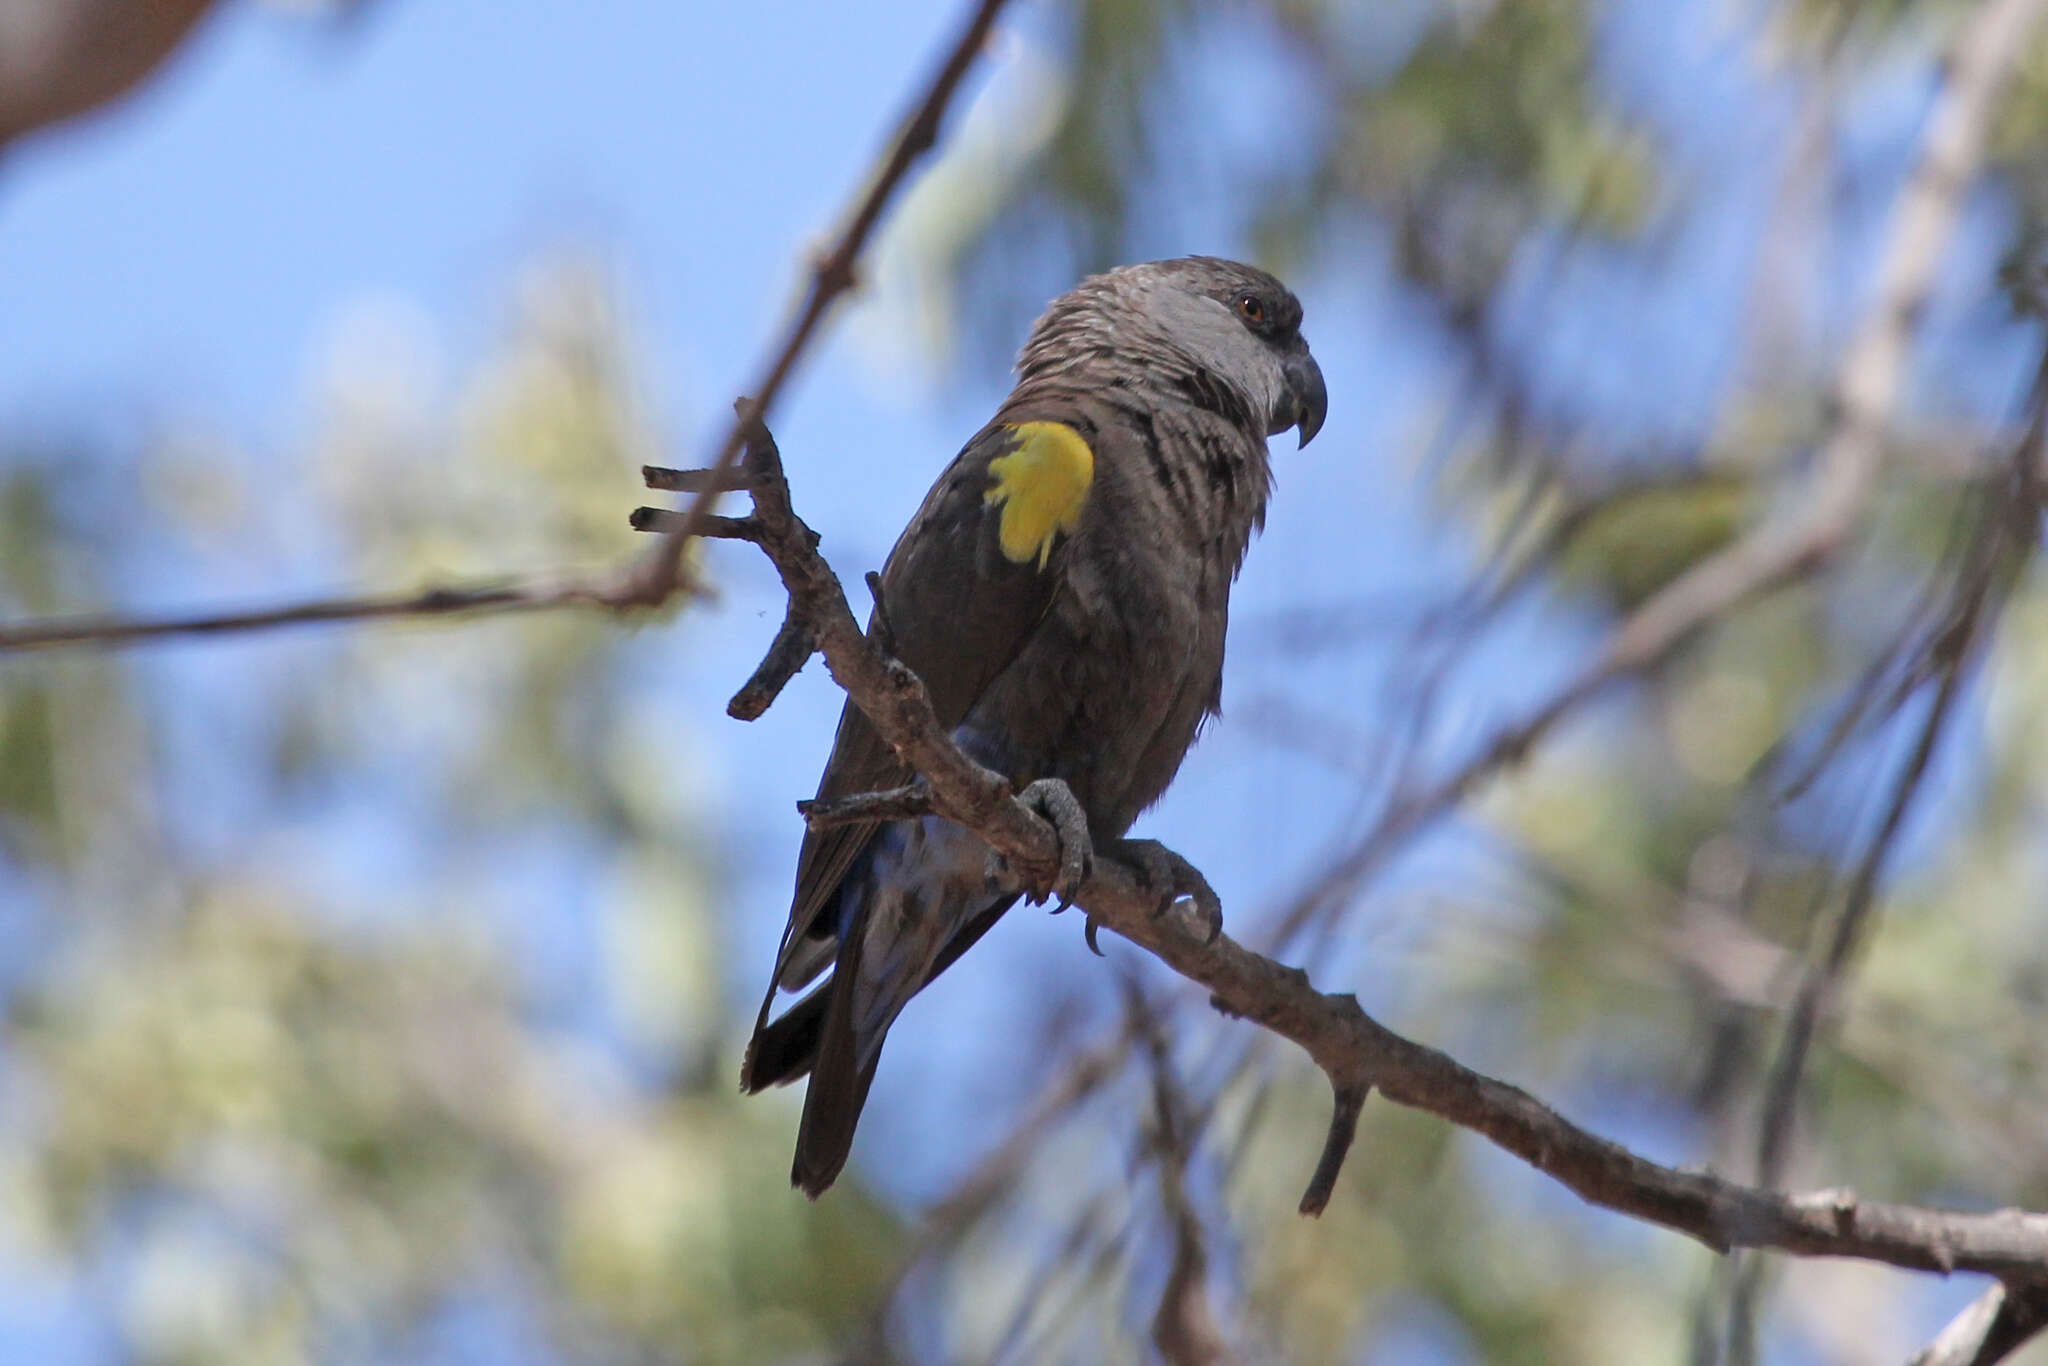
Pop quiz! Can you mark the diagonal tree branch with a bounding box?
[620,0,1013,607]
[698,404,2048,1287]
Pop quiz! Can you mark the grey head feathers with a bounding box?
[1015,256,1327,449]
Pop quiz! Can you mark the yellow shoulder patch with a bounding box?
[984,421,1095,570]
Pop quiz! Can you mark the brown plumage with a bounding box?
[742,257,1327,1196]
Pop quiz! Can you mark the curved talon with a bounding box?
[1017,778,1093,908]
[1084,915,1105,957]
[1106,837,1225,945]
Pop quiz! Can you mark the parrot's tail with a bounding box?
[740,979,829,1093]
[791,856,955,1199]
[751,815,1023,1196]
[736,942,875,1199]
[790,923,885,1198]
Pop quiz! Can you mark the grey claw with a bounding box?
[1018,778,1093,909]
[1108,838,1225,945]
[1084,915,1106,957]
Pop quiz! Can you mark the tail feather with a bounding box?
[791,919,877,1197]
[781,892,1021,1194]
[793,1055,882,1198]
[740,976,831,1093]
[750,811,1030,1196]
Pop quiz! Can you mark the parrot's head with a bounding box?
[1020,256,1328,448]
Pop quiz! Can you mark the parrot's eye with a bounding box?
[1237,294,1266,324]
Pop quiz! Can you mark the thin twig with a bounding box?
[626,507,762,541]
[641,464,751,493]
[799,778,935,830]
[628,0,1014,604]
[1723,645,1976,1366]
[0,577,639,652]
[1128,982,1234,1366]
[729,608,815,721]
[1297,1083,1368,1218]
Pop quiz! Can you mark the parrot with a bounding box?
[741,256,1327,1196]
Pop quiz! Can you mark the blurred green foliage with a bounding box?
[0,262,901,1364]
[7,0,2048,1363]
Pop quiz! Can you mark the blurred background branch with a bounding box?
[8,0,2048,1363]
[0,0,1015,653]
[1915,1282,2048,1366]
[0,573,670,651]
[0,0,220,152]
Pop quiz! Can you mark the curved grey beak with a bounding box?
[1279,344,1327,448]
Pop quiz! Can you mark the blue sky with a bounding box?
[0,1,2019,1360]
[0,0,1464,1068]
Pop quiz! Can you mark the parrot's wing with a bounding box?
[765,415,1094,1000]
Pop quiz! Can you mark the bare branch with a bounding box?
[0,488,768,655]
[1723,645,1976,1364]
[626,507,762,541]
[624,0,1014,605]
[718,400,2048,1281]
[798,778,933,830]
[1297,1083,1368,1218]
[0,575,655,652]
[730,608,815,721]
[635,463,828,719]
[641,464,751,494]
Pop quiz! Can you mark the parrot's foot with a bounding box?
[1105,839,1224,947]
[1009,778,1092,911]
